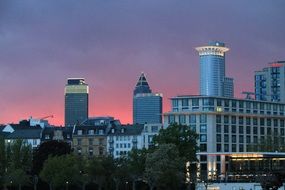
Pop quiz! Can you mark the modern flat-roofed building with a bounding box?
[133,73,163,124]
[196,41,234,97]
[65,78,89,127]
[255,61,285,103]
[164,95,285,181]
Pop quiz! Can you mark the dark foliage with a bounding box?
[32,140,71,175]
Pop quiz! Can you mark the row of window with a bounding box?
[168,114,285,128]
[143,125,160,133]
[217,134,260,144]
[112,136,137,141]
[115,143,132,149]
[77,147,104,156]
[200,143,258,153]
[74,138,104,146]
[168,114,207,124]
[216,125,285,136]
[76,129,105,135]
[172,98,285,116]
[172,98,285,111]
[115,151,128,156]
[216,115,284,127]
[44,134,71,140]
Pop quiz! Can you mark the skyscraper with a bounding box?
[65,78,89,127]
[196,41,234,97]
[255,61,285,102]
[133,73,162,124]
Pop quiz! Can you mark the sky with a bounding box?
[0,0,284,125]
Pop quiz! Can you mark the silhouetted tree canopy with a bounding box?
[32,140,71,175]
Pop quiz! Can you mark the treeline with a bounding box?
[0,124,198,190]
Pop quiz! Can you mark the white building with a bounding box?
[164,95,285,181]
[141,123,163,148]
[107,123,162,158]
[107,124,144,158]
[1,120,43,149]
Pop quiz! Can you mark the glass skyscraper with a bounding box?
[65,78,89,127]
[255,61,285,103]
[196,41,234,97]
[133,73,162,124]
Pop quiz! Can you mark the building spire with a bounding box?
[134,72,152,95]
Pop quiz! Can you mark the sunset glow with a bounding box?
[0,1,284,126]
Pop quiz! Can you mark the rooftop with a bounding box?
[134,72,152,95]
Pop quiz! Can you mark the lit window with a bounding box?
[77,130,82,135]
[200,134,207,142]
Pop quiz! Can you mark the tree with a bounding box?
[248,134,285,152]
[32,140,71,175]
[0,136,9,190]
[153,123,198,162]
[88,157,114,190]
[40,155,80,190]
[7,168,30,190]
[127,148,148,190]
[153,123,198,186]
[145,144,185,190]
[76,157,91,190]
[5,139,32,190]
[258,173,284,190]
[9,139,32,171]
[112,157,129,190]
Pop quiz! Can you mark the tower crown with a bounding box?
[195,41,229,57]
[134,72,152,95]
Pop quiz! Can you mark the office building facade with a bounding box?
[196,41,234,97]
[255,61,285,103]
[72,117,116,157]
[107,123,162,158]
[65,78,89,127]
[164,95,285,180]
[133,73,163,124]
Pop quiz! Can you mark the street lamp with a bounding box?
[33,175,38,190]
[66,181,69,190]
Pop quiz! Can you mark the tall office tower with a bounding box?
[196,41,234,97]
[65,78,89,127]
[255,61,285,102]
[133,73,162,124]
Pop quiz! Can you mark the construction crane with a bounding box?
[242,92,255,100]
[39,115,54,120]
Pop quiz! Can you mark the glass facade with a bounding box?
[133,73,162,124]
[196,41,234,97]
[65,78,89,127]
[255,61,285,103]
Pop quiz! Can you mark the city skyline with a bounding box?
[0,1,284,125]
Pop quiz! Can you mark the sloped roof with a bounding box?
[41,127,73,140]
[108,124,144,136]
[6,129,42,139]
